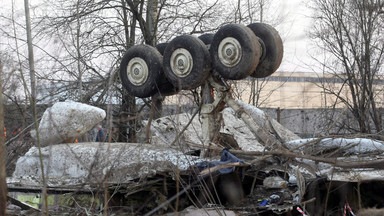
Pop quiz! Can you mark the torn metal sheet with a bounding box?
[285,138,384,155]
[11,142,206,186]
[36,101,106,146]
[292,156,384,182]
[149,102,300,152]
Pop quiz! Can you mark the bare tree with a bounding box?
[233,0,268,24]
[1,0,284,146]
[310,0,384,134]
[156,0,223,40]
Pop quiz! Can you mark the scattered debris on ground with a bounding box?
[6,100,384,215]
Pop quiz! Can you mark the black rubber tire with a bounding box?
[163,35,211,90]
[156,43,168,55]
[154,80,179,96]
[154,43,179,96]
[199,33,223,78]
[198,33,214,46]
[210,24,262,80]
[119,45,163,98]
[247,23,283,78]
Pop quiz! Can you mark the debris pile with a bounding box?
[6,100,384,215]
[6,18,384,215]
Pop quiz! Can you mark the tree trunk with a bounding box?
[118,0,137,142]
[146,0,163,120]
[24,0,37,117]
[24,0,48,213]
[0,58,7,216]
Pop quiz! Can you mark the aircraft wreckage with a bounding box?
[6,23,384,215]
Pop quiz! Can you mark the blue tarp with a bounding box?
[196,149,244,175]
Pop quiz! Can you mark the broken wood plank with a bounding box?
[198,162,246,177]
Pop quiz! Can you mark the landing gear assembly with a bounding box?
[119,22,283,145]
[119,22,283,97]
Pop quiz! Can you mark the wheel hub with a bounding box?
[127,57,148,86]
[218,37,242,67]
[170,48,193,77]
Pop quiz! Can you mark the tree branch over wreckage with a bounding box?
[187,135,384,170]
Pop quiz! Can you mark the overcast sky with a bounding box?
[274,0,316,73]
[1,0,317,73]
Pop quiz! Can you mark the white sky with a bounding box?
[274,0,316,73]
[1,0,317,73]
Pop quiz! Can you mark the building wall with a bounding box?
[165,71,384,109]
[232,72,342,109]
[262,108,360,137]
[163,71,384,136]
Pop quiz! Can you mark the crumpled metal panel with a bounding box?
[12,142,205,186]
